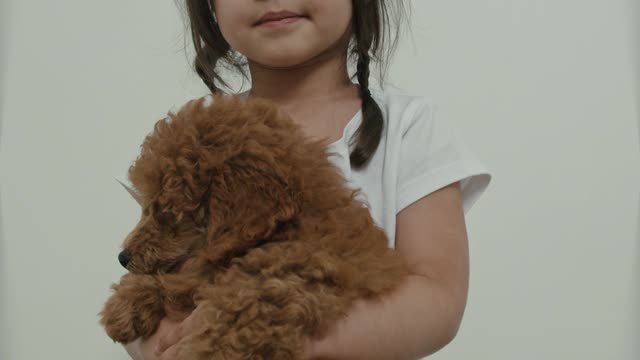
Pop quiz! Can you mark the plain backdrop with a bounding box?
[1,0,638,359]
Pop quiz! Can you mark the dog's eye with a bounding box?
[154,210,176,226]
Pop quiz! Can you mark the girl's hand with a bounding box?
[123,338,145,360]
[122,317,183,360]
[154,314,196,359]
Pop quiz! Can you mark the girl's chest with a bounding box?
[287,99,362,147]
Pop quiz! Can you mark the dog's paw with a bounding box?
[99,295,140,343]
[99,275,165,343]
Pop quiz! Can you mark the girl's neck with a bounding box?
[246,36,358,113]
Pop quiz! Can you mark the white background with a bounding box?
[1,1,638,359]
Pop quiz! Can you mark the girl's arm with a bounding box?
[309,181,469,360]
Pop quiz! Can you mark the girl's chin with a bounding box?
[249,53,317,69]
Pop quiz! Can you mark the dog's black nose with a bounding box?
[118,250,131,269]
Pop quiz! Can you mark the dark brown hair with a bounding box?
[177,0,410,169]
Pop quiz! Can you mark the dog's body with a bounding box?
[100,94,409,359]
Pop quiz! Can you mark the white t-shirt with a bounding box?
[318,87,492,248]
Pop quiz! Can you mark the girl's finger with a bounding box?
[123,338,144,360]
[155,321,184,355]
[158,343,179,360]
[156,315,195,355]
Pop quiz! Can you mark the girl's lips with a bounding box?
[257,16,305,28]
[256,10,302,24]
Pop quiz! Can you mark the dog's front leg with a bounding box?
[165,297,239,360]
[100,273,166,343]
[172,291,309,360]
[171,278,311,359]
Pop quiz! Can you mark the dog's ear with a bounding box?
[117,179,143,207]
[204,161,301,263]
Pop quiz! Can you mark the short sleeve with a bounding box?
[396,100,492,215]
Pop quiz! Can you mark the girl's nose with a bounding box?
[118,250,131,269]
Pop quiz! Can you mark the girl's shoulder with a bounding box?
[367,86,492,215]
[369,86,434,106]
[367,86,438,137]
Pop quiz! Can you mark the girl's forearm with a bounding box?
[310,274,464,360]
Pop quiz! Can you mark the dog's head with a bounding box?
[117,94,307,274]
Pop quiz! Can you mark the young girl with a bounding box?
[125,0,491,359]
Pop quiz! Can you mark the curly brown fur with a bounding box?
[99,94,409,359]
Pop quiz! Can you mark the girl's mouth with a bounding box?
[257,16,305,28]
[254,10,308,28]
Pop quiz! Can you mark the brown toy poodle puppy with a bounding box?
[100,94,409,359]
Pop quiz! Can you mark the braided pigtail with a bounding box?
[348,0,388,169]
[350,50,384,169]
